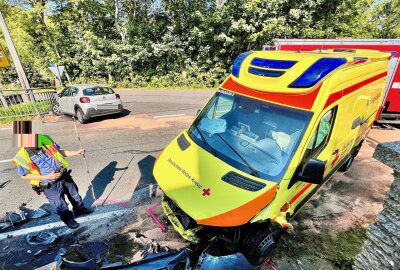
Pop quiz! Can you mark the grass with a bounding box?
[0,100,54,122]
[274,227,367,269]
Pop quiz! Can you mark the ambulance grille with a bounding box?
[177,134,191,151]
[221,171,266,192]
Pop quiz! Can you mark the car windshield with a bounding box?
[188,89,312,182]
[83,87,114,95]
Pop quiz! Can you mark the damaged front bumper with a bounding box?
[161,195,203,243]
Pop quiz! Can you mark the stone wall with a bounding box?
[353,142,400,270]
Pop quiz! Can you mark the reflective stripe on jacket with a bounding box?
[12,134,69,186]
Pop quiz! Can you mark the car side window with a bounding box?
[60,87,70,97]
[304,107,337,160]
[70,87,78,96]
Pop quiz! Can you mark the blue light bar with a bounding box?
[290,58,347,88]
[251,58,297,69]
[232,52,252,77]
[248,67,285,77]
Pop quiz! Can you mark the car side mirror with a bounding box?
[297,158,325,185]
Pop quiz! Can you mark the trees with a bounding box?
[0,0,396,88]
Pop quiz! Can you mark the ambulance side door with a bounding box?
[304,106,339,178]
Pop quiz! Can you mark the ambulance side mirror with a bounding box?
[297,158,325,185]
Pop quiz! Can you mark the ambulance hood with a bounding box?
[153,131,278,227]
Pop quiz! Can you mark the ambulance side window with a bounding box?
[305,107,337,159]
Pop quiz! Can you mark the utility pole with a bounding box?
[0,12,31,90]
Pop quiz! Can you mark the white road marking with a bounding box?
[0,209,131,240]
[0,159,11,164]
[153,113,186,119]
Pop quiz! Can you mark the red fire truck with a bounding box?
[265,39,400,124]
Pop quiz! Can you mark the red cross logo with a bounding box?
[331,151,340,167]
[202,188,211,196]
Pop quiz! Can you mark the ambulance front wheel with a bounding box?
[241,222,282,265]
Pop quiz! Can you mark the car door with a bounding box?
[287,106,338,213]
[58,87,70,114]
[67,87,79,114]
[307,106,338,175]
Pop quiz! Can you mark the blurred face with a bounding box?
[13,134,39,148]
[12,120,42,148]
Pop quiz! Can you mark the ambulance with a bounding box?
[268,39,400,124]
[153,49,389,263]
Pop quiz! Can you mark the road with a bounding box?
[0,90,214,219]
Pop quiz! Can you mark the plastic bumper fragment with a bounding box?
[161,195,203,243]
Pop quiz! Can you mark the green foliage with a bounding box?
[0,0,395,88]
[275,227,367,268]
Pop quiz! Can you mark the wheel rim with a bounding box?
[77,111,83,122]
[53,104,62,115]
[256,232,277,254]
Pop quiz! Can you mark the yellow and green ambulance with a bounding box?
[153,49,389,262]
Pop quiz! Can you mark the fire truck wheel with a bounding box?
[241,222,282,265]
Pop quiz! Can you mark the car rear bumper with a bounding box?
[85,104,123,117]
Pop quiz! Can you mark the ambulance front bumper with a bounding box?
[161,195,203,243]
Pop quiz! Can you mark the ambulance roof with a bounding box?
[230,49,390,94]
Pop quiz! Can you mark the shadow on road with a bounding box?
[83,161,127,207]
[130,155,157,203]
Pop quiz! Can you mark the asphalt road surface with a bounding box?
[0,90,214,220]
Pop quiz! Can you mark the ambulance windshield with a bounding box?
[188,89,312,182]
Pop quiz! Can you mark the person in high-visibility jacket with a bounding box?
[12,121,93,229]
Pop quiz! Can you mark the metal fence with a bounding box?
[0,88,58,119]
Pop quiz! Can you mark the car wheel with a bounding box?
[241,222,282,265]
[76,108,87,124]
[52,103,63,116]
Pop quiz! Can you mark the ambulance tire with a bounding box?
[242,222,282,265]
[339,142,362,172]
[339,154,355,172]
[76,108,88,124]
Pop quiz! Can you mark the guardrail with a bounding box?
[0,88,58,119]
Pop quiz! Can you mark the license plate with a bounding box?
[97,104,118,110]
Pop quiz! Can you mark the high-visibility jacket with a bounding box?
[12,135,69,187]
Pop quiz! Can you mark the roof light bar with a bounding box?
[290,58,347,88]
[232,52,253,77]
[251,58,297,69]
[248,67,285,77]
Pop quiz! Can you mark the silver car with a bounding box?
[52,84,123,123]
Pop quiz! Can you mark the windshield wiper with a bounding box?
[194,125,218,157]
[215,133,259,177]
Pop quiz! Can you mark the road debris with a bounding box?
[26,231,58,246]
[148,202,167,232]
[5,211,27,227]
[29,208,50,219]
[110,250,190,270]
